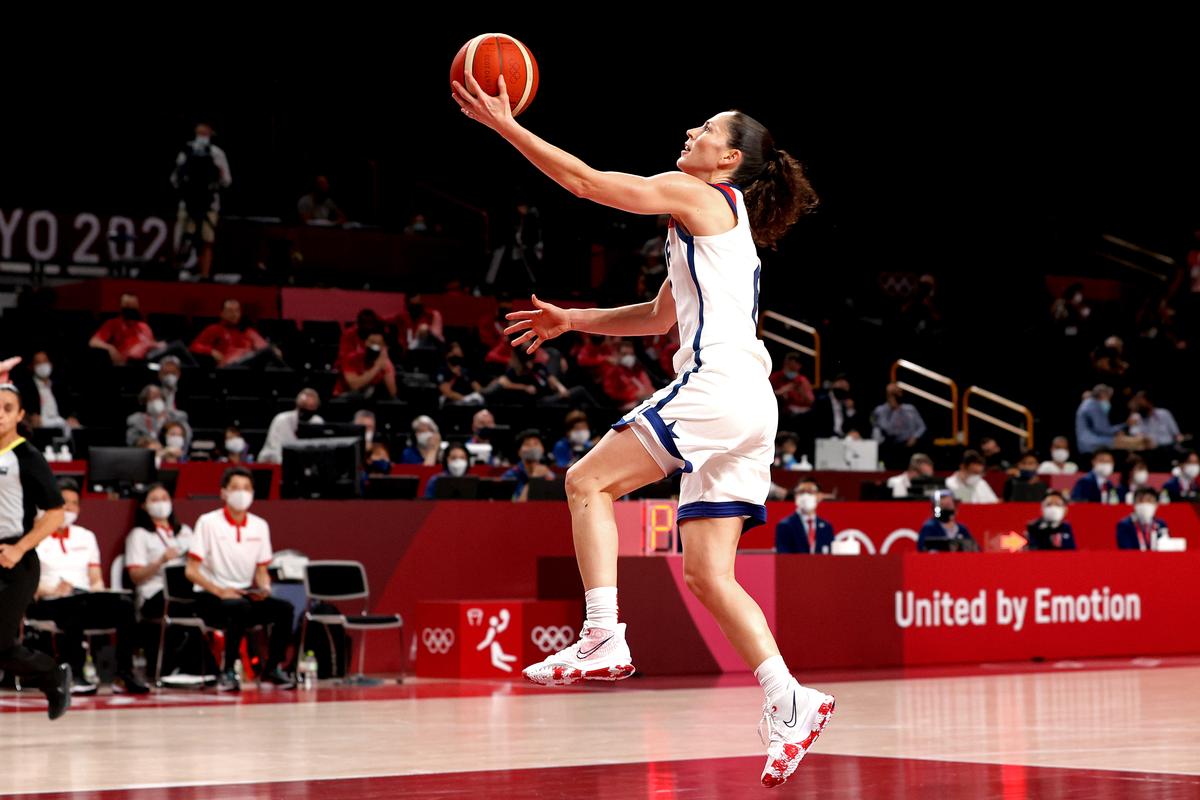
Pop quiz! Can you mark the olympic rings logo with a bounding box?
[421,627,456,654]
[530,625,575,653]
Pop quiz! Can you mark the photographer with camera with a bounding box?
[170,123,231,280]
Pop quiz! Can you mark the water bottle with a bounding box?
[83,651,98,686]
[43,445,58,463]
[299,650,318,690]
[233,658,244,686]
[132,649,148,686]
[57,444,72,462]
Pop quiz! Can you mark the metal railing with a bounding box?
[963,385,1034,451]
[759,310,820,385]
[889,360,959,446]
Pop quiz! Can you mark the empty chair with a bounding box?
[300,561,403,684]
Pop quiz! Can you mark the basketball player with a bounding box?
[453,73,831,787]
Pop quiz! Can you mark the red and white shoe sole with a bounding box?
[760,695,837,789]
[522,663,636,687]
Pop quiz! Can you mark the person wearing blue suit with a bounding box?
[1116,488,1170,551]
[917,491,977,552]
[1071,450,1121,503]
[775,480,836,554]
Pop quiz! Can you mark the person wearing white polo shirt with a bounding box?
[27,479,149,695]
[185,467,295,691]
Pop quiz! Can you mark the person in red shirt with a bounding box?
[89,293,166,365]
[334,332,398,398]
[339,308,383,364]
[602,340,656,412]
[770,352,815,416]
[574,334,620,384]
[190,299,281,368]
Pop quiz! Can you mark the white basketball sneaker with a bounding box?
[522,622,636,686]
[758,678,836,788]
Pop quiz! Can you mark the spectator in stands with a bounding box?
[1050,282,1092,338]
[1128,390,1184,454]
[945,450,998,504]
[171,122,231,280]
[258,389,323,464]
[643,326,681,382]
[1038,436,1079,475]
[89,293,165,365]
[185,468,295,691]
[158,421,190,465]
[573,334,620,384]
[18,350,79,435]
[553,410,595,468]
[1003,450,1047,502]
[774,431,804,470]
[1090,336,1131,396]
[1025,491,1076,550]
[1115,488,1170,551]
[28,480,149,695]
[126,384,191,447]
[499,348,591,407]
[399,295,444,351]
[602,340,656,412]
[339,309,384,364]
[887,453,936,498]
[353,410,380,448]
[364,442,392,477]
[1163,450,1200,502]
[917,491,976,552]
[436,342,486,406]
[503,429,557,502]
[157,356,185,413]
[220,425,253,465]
[297,175,347,225]
[812,375,865,440]
[424,442,471,498]
[1075,384,1149,454]
[467,408,503,466]
[775,480,835,554]
[1122,456,1154,504]
[190,300,282,368]
[401,415,443,466]
[870,383,927,470]
[1070,449,1120,503]
[334,331,398,399]
[979,437,1010,471]
[770,352,815,417]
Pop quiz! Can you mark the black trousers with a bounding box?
[139,592,217,676]
[27,591,138,676]
[0,548,58,689]
[195,593,293,673]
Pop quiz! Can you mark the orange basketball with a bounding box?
[451,33,539,117]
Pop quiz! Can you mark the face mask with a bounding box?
[832,388,849,400]
[447,458,469,477]
[1042,505,1066,524]
[415,431,435,447]
[619,354,637,369]
[1052,448,1070,463]
[1094,462,1114,478]
[783,370,798,380]
[937,507,956,521]
[63,511,79,527]
[1019,469,1036,481]
[34,363,52,379]
[1099,400,1112,414]
[297,408,316,422]
[226,490,253,512]
[147,500,172,520]
[796,494,818,514]
[569,429,590,446]
[146,398,166,416]
[225,436,246,454]
[1132,470,1149,486]
[520,447,544,463]
[195,135,211,146]
[363,430,373,444]
[964,473,982,487]
[161,373,179,389]
[369,459,392,473]
[1135,503,1157,523]
[1185,464,1200,480]
[121,307,142,321]
[166,435,186,450]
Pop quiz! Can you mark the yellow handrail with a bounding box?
[889,359,959,446]
[758,310,820,385]
[963,386,1034,450]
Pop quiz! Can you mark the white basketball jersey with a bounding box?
[664,182,770,376]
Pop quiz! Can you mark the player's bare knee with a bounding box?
[565,464,600,508]
[683,568,720,602]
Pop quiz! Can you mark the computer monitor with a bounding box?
[479,478,518,500]
[431,476,480,499]
[297,422,367,444]
[363,475,420,500]
[88,448,157,496]
[526,476,567,501]
[907,475,946,499]
[1010,481,1049,502]
[281,437,362,499]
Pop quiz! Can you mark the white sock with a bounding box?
[584,586,618,631]
[754,655,792,704]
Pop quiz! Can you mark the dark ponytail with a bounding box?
[726,111,819,250]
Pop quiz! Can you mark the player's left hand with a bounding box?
[452,72,516,134]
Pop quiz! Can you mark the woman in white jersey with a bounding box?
[454,73,829,788]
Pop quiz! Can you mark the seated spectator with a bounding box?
[28,480,149,695]
[189,299,282,368]
[1116,488,1170,551]
[334,331,397,399]
[399,295,444,351]
[364,442,393,481]
[871,383,927,470]
[220,425,253,465]
[18,350,80,435]
[126,384,191,447]
[297,175,347,224]
[602,340,656,412]
[574,334,619,384]
[1025,490,1076,550]
[553,410,595,468]
[978,437,1010,471]
[812,375,866,440]
[436,342,486,406]
[1038,436,1079,475]
[340,308,384,364]
[185,468,295,691]
[424,443,471,498]
[1122,457,1156,504]
[770,352,815,416]
[353,410,381,449]
[499,348,592,407]
[1071,450,1121,504]
[88,292,165,365]
[258,389,323,464]
[887,453,936,498]
[1003,450,1047,501]
[775,480,835,554]
[1127,391,1184,451]
[1075,384,1150,454]
[1163,450,1200,502]
[774,431,805,470]
[945,450,999,504]
[401,415,443,466]
[502,429,557,501]
[157,355,186,414]
[158,421,190,465]
[643,326,680,381]
[466,408,503,466]
[917,491,977,552]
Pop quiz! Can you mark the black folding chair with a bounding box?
[300,560,403,685]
